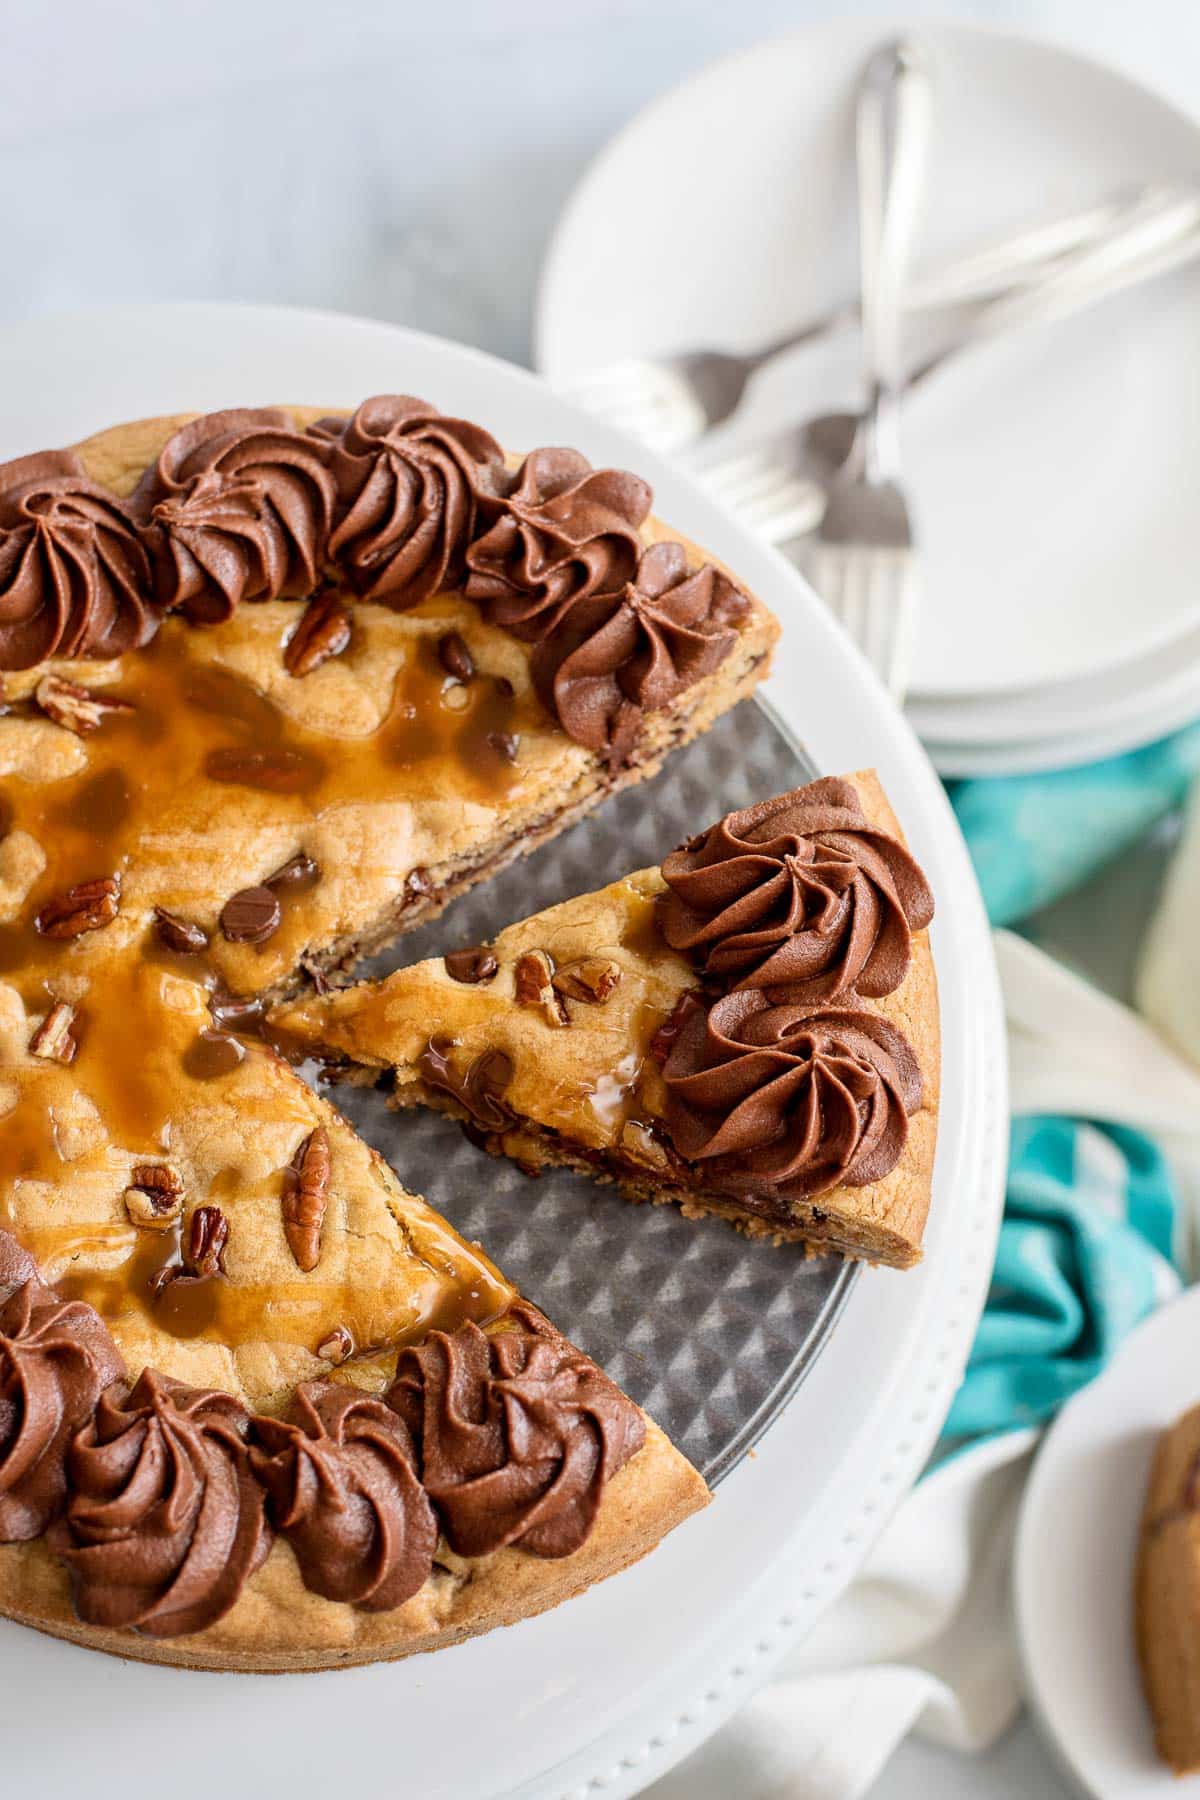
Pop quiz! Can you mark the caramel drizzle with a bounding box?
[1,604,528,1357]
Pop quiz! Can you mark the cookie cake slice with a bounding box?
[272,774,940,1268]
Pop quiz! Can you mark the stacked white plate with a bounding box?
[536,20,1200,778]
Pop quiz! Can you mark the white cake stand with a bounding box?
[0,304,1007,1800]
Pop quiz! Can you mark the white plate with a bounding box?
[0,302,1006,1800]
[535,20,1200,702]
[924,670,1200,777]
[908,624,1200,749]
[1015,1286,1200,1798]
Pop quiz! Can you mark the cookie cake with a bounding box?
[0,394,938,1671]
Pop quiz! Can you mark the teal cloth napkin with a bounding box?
[943,1118,1181,1442]
[937,727,1197,1449]
[947,722,1200,927]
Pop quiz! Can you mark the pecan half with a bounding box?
[193,1211,227,1273]
[35,674,133,736]
[124,1164,185,1230]
[552,956,622,1005]
[282,1127,330,1272]
[284,590,352,677]
[184,1205,229,1278]
[514,950,568,1027]
[34,876,120,939]
[153,905,209,954]
[204,747,320,793]
[316,1325,354,1365]
[29,1001,78,1064]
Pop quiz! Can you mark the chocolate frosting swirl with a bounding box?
[251,1381,436,1612]
[663,992,922,1202]
[134,409,336,622]
[54,1369,271,1638]
[465,447,651,640]
[0,450,158,669]
[532,540,747,765]
[387,1303,645,1559]
[0,1231,126,1541]
[659,778,934,999]
[311,396,503,607]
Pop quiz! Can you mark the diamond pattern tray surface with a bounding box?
[335,699,856,1484]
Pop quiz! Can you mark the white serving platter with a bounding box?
[0,303,1006,1800]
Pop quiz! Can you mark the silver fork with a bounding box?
[799,38,932,697]
[555,183,1175,454]
[703,178,1200,546]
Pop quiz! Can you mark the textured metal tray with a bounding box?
[336,698,858,1486]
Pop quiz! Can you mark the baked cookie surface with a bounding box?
[2,396,789,1668]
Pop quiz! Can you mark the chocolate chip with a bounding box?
[404,866,433,904]
[182,1028,246,1081]
[220,885,282,945]
[208,987,266,1030]
[153,906,209,955]
[487,731,520,764]
[437,631,475,682]
[266,851,320,892]
[493,676,515,699]
[444,945,499,984]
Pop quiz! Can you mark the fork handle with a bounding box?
[856,40,934,472]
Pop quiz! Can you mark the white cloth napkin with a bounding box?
[647,930,1200,1800]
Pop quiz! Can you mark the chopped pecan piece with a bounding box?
[153,905,209,954]
[29,1001,78,1064]
[284,589,352,677]
[552,956,623,1005]
[316,1325,354,1365]
[35,875,120,939]
[487,730,520,764]
[184,1205,229,1279]
[299,956,333,996]
[514,950,568,1027]
[124,1164,185,1230]
[35,674,134,736]
[437,631,475,682]
[649,991,705,1065]
[282,1127,330,1272]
